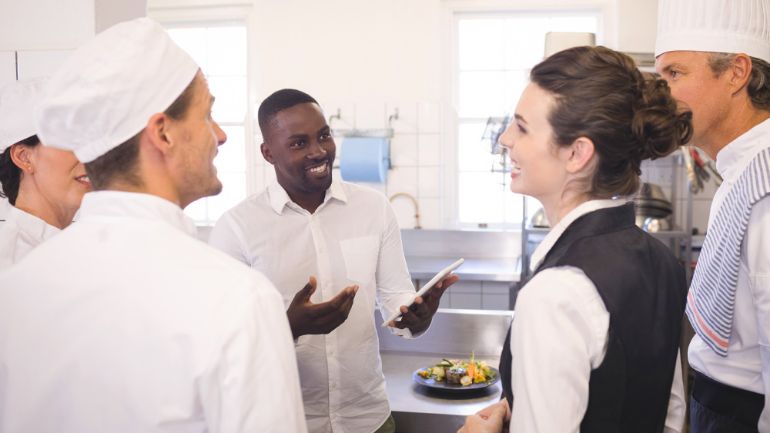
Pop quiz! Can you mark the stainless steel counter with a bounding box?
[377,309,513,433]
[406,256,519,282]
[401,229,521,284]
[382,351,502,432]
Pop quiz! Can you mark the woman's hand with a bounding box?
[457,399,511,433]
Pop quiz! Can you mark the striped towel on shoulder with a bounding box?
[686,147,770,357]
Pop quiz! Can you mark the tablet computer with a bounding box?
[382,258,464,327]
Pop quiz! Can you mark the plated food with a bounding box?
[416,356,497,387]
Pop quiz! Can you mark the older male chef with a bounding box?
[655,1,770,432]
[209,88,458,433]
[0,18,306,433]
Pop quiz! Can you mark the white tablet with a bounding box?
[382,258,465,327]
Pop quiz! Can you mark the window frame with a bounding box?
[441,0,612,229]
[148,4,259,226]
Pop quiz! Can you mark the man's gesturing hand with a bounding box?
[286,276,358,339]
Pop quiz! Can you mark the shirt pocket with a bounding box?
[340,235,379,285]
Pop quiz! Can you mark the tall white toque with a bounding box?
[35,17,199,163]
[655,0,770,62]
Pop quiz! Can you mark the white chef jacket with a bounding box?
[688,118,770,432]
[209,180,418,433]
[509,199,686,433]
[0,191,307,433]
[0,205,59,270]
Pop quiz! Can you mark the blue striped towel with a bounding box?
[686,147,770,357]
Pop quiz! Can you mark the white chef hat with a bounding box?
[655,0,770,62]
[0,78,48,153]
[36,17,199,163]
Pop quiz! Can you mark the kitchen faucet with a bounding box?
[388,192,421,229]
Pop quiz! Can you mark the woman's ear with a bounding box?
[9,143,36,174]
[564,136,595,174]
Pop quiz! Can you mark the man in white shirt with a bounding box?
[209,88,457,433]
[655,0,770,432]
[0,18,306,433]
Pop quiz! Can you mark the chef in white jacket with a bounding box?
[0,18,306,433]
[0,79,90,269]
[655,1,770,432]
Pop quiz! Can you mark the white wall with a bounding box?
[151,0,668,230]
[616,0,658,53]
[0,0,95,51]
[95,0,147,32]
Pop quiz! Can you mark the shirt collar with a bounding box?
[267,178,348,215]
[715,117,770,182]
[529,199,628,272]
[7,205,60,243]
[77,191,197,237]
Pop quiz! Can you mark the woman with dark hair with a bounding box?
[0,79,91,269]
[459,46,693,433]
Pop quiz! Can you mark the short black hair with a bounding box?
[258,89,318,138]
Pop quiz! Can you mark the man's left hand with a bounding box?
[388,274,459,334]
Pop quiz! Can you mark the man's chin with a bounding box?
[181,180,223,209]
[303,174,333,191]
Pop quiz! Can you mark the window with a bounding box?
[165,24,249,225]
[455,12,600,226]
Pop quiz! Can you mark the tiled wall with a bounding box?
[251,100,446,230]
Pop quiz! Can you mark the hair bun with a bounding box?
[631,78,693,161]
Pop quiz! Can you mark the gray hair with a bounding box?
[708,53,770,111]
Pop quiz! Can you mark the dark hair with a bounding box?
[258,88,318,137]
[530,46,693,198]
[85,75,198,190]
[708,53,770,112]
[0,135,41,205]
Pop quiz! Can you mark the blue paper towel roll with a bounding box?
[339,137,390,183]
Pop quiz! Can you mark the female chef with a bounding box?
[460,45,692,433]
[0,79,91,268]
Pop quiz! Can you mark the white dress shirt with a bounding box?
[0,191,307,433]
[209,180,418,433]
[0,205,59,270]
[509,199,685,433]
[688,118,770,432]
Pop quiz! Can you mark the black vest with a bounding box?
[499,203,687,433]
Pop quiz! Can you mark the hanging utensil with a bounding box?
[681,146,701,193]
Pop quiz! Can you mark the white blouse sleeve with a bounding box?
[664,351,685,433]
[509,266,609,433]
